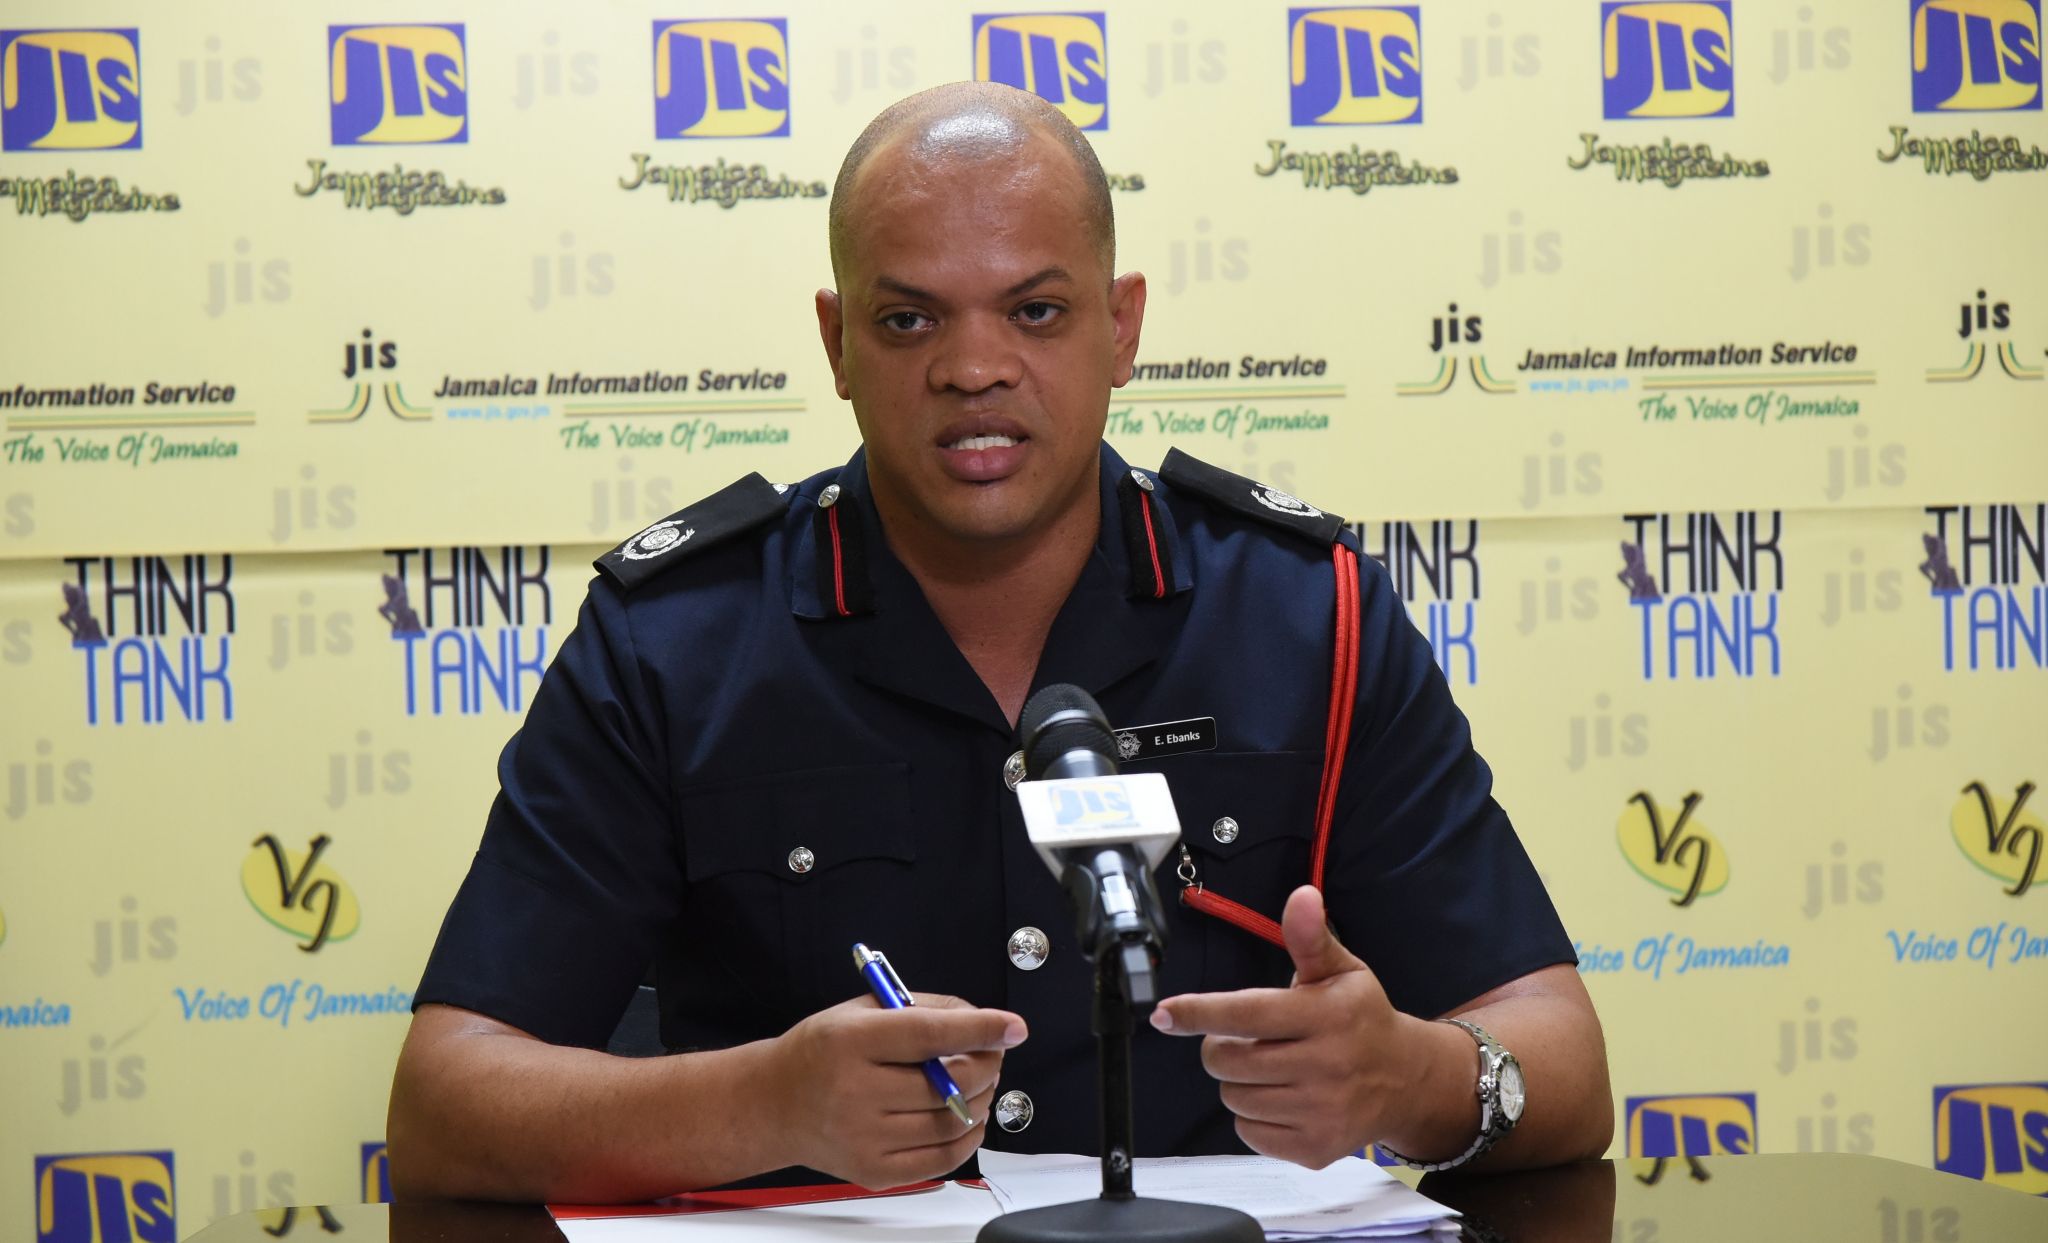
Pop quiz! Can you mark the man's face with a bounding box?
[817,136,1145,550]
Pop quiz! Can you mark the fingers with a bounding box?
[861,1002,1028,1062]
[1199,1033,1307,1086]
[1151,986,1312,1039]
[1281,886,1367,985]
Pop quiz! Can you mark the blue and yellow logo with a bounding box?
[653,18,790,138]
[35,1151,174,1243]
[973,13,1108,131]
[1624,1093,1756,1157]
[0,29,141,152]
[328,23,467,146]
[1601,2,1734,119]
[361,1142,391,1203]
[1911,1,2042,112]
[1288,8,1423,126]
[1051,779,1137,830]
[1934,1083,2048,1194]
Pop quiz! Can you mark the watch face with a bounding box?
[1499,1058,1526,1123]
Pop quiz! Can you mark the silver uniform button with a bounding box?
[817,483,841,508]
[1131,469,1155,492]
[995,1089,1034,1133]
[786,846,815,874]
[1212,817,1240,844]
[1008,926,1050,971]
[1003,750,1026,791]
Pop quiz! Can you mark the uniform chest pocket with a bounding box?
[678,763,916,1016]
[1159,751,1321,988]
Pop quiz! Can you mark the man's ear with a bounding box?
[1107,271,1148,388]
[815,288,851,400]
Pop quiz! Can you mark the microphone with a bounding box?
[1015,685,1180,1007]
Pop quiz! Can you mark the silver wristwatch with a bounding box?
[1377,1018,1525,1172]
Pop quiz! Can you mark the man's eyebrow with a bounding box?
[1005,266,1071,297]
[872,275,938,301]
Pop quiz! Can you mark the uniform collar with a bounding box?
[790,443,1191,735]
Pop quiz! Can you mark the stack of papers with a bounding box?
[550,1151,1459,1242]
[976,1151,1460,1240]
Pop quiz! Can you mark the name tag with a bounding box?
[1110,717,1217,763]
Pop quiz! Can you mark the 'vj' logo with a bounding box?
[1617,790,1729,906]
[1911,0,2043,112]
[35,1151,175,1243]
[1288,7,1423,125]
[1625,1093,1756,1157]
[973,13,1109,130]
[1953,780,2043,896]
[1601,2,1734,119]
[652,19,790,138]
[0,29,141,151]
[327,24,467,145]
[242,834,361,952]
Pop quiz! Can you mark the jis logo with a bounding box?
[0,29,141,151]
[1052,780,1136,830]
[361,1142,392,1203]
[35,1151,175,1243]
[1933,1083,2048,1194]
[1288,7,1423,125]
[1911,0,2042,112]
[973,13,1108,131]
[653,19,790,138]
[1625,1093,1756,1157]
[1601,2,1734,119]
[328,23,467,145]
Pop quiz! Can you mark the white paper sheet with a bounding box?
[975,1151,1459,1239]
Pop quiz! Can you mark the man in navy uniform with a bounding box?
[389,82,1611,1201]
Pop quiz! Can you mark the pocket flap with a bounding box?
[678,763,914,884]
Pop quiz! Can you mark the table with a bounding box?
[185,1153,2048,1241]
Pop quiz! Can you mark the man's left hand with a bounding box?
[1150,885,1452,1169]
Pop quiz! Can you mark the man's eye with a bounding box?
[882,311,929,332]
[1016,301,1061,325]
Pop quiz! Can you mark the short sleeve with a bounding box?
[413,577,681,1048]
[1322,552,1575,1019]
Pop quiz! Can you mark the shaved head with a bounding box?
[828,81,1114,285]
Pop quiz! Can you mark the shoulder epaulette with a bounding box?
[594,473,791,590]
[1158,448,1344,545]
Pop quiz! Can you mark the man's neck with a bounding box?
[875,482,1101,728]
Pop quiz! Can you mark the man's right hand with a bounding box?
[765,993,1027,1189]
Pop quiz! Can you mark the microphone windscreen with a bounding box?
[1020,683,1118,780]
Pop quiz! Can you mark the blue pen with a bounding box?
[851,942,974,1125]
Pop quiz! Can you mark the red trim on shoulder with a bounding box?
[827,505,850,618]
[1138,491,1168,599]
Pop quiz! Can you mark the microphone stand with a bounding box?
[977,904,1260,1242]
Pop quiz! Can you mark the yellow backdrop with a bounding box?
[2,1,2044,1237]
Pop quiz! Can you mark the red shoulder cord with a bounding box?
[1179,543,1360,948]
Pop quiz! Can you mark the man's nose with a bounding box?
[928,314,1023,394]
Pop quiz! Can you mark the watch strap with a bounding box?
[1376,1018,1519,1173]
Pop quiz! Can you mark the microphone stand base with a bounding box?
[976,1195,1262,1243]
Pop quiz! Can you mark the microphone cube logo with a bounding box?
[0,29,142,151]
[1601,2,1734,119]
[1910,0,2042,112]
[327,23,467,145]
[652,19,790,138]
[35,1151,175,1243]
[1933,1084,2048,1194]
[1287,7,1424,125]
[973,13,1109,131]
[1625,1093,1756,1157]
[1051,780,1137,830]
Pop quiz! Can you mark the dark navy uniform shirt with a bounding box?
[416,442,1573,1162]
